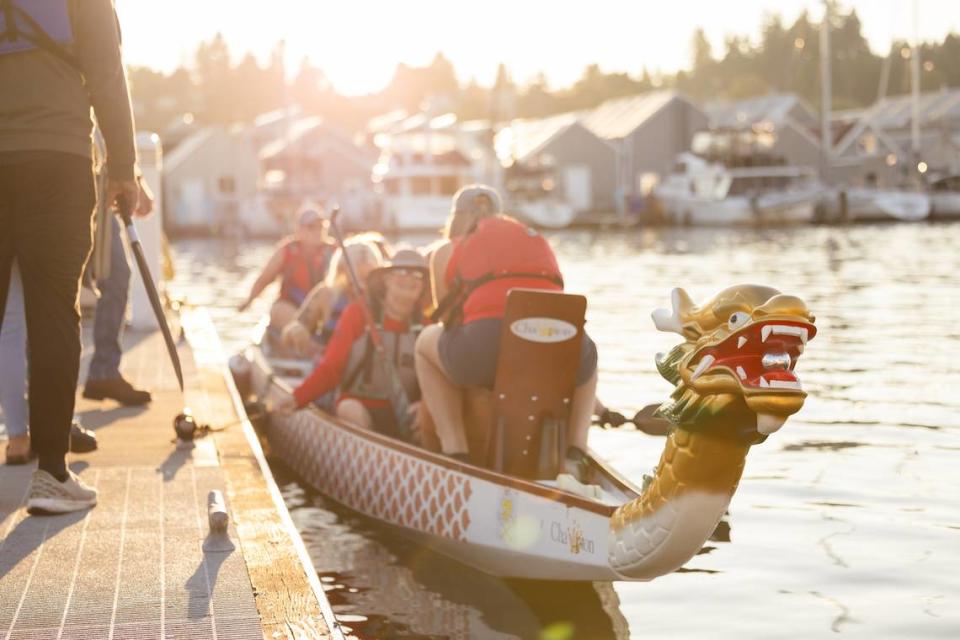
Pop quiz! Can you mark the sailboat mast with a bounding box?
[819,1,832,183]
[910,0,921,170]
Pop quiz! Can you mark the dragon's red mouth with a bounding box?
[688,320,817,392]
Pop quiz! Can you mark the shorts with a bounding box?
[438,318,597,390]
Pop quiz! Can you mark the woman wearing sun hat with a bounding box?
[287,249,430,437]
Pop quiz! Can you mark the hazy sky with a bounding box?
[116,0,959,95]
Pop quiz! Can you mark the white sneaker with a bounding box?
[26,469,98,515]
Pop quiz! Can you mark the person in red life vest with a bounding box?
[238,205,334,329]
[415,185,598,469]
[280,234,386,358]
[281,250,430,438]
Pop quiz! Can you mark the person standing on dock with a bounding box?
[0,0,139,513]
[82,129,155,406]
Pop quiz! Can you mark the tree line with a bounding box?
[128,6,960,137]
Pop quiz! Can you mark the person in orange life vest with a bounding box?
[238,205,334,329]
[414,185,599,467]
[281,250,430,438]
[280,234,386,358]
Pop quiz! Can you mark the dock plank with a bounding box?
[0,310,338,639]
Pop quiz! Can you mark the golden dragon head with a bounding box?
[651,285,816,439]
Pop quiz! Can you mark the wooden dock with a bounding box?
[0,308,341,639]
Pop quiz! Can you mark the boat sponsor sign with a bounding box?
[510,317,578,343]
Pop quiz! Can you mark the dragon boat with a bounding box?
[238,284,816,581]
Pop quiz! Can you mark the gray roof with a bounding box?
[259,117,376,168]
[835,88,960,155]
[857,88,960,130]
[581,90,685,140]
[495,112,582,163]
[704,93,818,130]
[162,127,220,174]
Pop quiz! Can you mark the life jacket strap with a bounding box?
[430,271,564,324]
[0,1,79,69]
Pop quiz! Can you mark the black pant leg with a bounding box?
[11,152,95,468]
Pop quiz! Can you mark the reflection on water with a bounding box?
[171,223,960,638]
[272,458,628,640]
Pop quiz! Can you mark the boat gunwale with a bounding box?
[251,345,629,517]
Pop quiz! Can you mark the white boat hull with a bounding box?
[381,195,452,231]
[515,200,577,229]
[655,192,817,226]
[250,349,626,581]
[842,188,931,222]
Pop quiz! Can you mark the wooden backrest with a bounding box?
[487,288,587,479]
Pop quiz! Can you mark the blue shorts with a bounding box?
[438,318,597,390]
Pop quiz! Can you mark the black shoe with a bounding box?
[83,377,152,406]
[69,421,98,453]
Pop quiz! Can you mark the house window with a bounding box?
[439,175,460,196]
[411,176,431,195]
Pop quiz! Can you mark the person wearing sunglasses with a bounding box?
[282,250,430,438]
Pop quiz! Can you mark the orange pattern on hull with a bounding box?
[276,413,473,541]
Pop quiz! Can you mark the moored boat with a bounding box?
[241,285,816,581]
[654,153,820,226]
[827,186,931,222]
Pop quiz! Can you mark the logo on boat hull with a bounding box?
[550,520,594,555]
[510,318,578,343]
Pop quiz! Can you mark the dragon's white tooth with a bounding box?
[757,413,787,435]
[691,354,716,381]
[770,325,809,343]
[761,325,772,342]
[759,376,770,388]
[736,366,747,380]
[738,336,747,349]
[769,379,802,390]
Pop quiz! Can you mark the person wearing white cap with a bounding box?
[238,204,335,330]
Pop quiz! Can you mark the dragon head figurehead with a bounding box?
[652,285,816,438]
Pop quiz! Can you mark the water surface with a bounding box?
[170,223,960,638]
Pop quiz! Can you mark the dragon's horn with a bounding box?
[652,288,695,335]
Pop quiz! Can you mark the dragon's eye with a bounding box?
[728,312,749,330]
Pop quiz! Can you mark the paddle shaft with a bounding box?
[596,403,672,436]
[116,195,184,391]
[327,207,414,440]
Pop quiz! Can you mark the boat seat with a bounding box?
[485,288,586,479]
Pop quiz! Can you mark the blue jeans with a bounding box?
[0,262,28,438]
[87,215,130,381]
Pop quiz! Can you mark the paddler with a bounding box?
[278,250,430,437]
[238,205,334,330]
[280,233,385,358]
[414,185,599,471]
